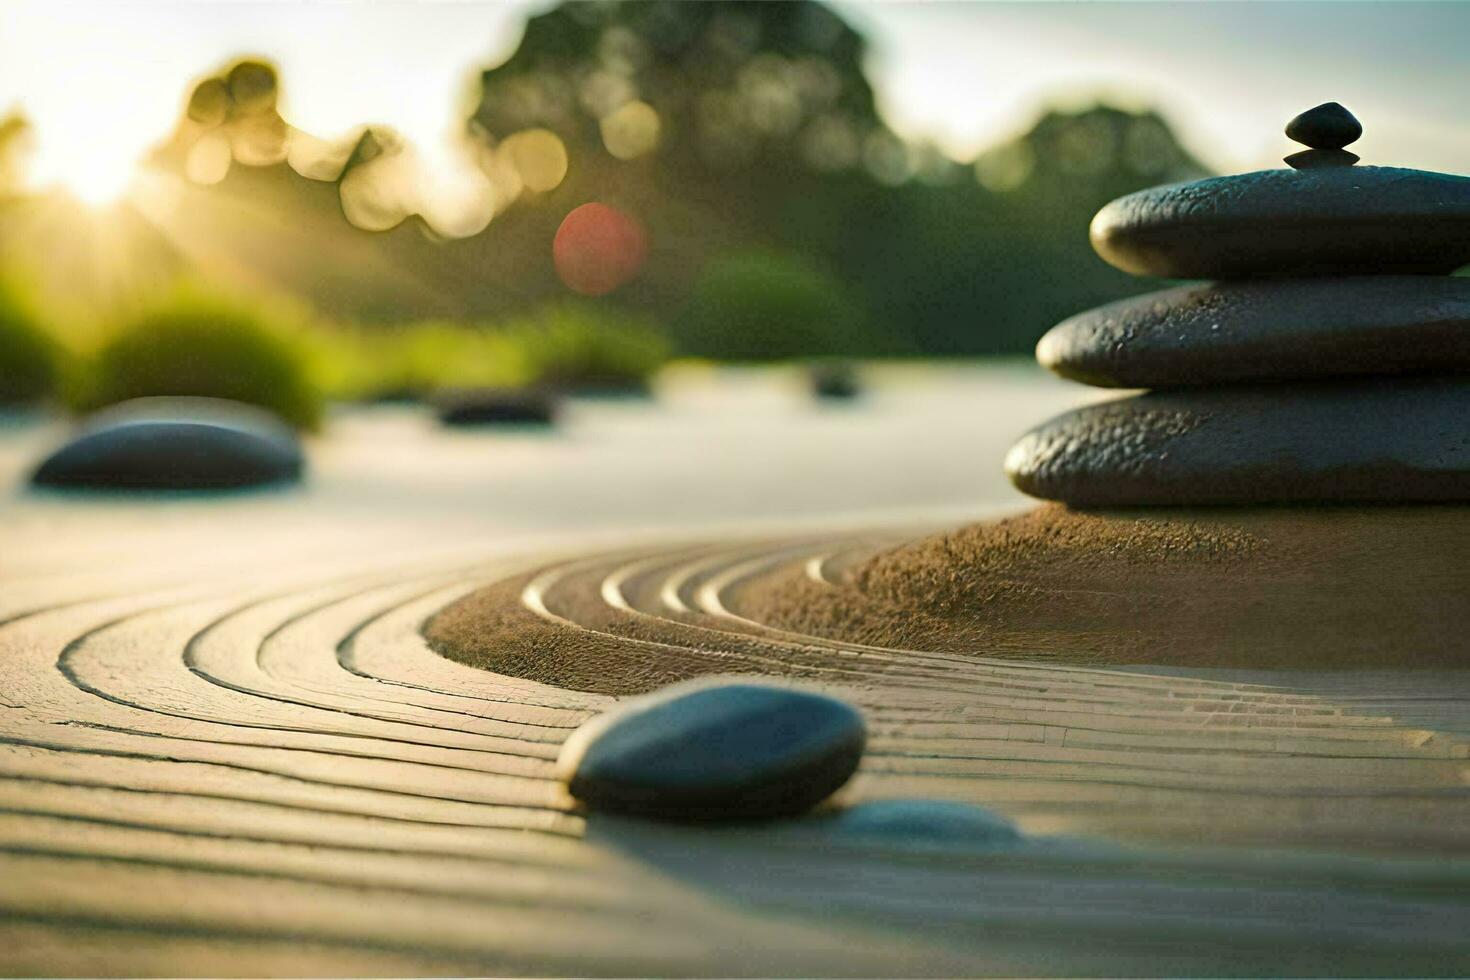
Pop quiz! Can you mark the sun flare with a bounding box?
[43,155,137,207]
[24,112,148,207]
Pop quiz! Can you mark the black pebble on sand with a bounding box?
[558,681,866,822]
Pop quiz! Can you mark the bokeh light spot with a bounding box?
[600,100,661,160]
[501,128,568,193]
[186,79,231,127]
[553,202,647,296]
[227,61,278,114]
[184,132,232,185]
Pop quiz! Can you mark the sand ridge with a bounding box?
[757,504,1470,669]
[429,505,1470,685]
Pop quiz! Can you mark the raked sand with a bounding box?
[2,371,1469,976]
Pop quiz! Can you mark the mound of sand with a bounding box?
[751,504,1470,669]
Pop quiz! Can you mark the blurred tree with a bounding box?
[474,2,883,180]
[467,2,1214,356]
[2,0,1216,361]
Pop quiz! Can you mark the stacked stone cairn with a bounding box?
[1006,104,1470,507]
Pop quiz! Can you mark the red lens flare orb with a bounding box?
[553,202,648,296]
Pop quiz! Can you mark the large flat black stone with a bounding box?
[558,681,866,822]
[1005,379,1470,506]
[32,397,303,491]
[1038,276,1470,388]
[1091,167,1470,279]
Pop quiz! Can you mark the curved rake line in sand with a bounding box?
[538,541,1441,739]
[511,543,1470,799]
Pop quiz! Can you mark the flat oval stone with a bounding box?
[1284,148,1358,170]
[808,361,862,400]
[1285,102,1361,150]
[1005,379,1470,506]
[436,388,557,427]
[557,681,866,821]
[1091,167,1470,278]
[1038,276,1470,388]
[32,397,303,491]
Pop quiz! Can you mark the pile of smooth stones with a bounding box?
[1008,102,1470,506]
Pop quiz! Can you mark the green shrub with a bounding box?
[503,302,671,389]
[0,278,63,405]
[315,321,532,401]
[76,287,323,430]
[675,250,871,361]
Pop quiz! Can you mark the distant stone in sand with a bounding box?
[826,800,1021,849]
[558,681,865,822]
[1037,276,1470,388]
[32,397,302,491]
[1090,167,1470,278]
[1006,379,1470,506]
[808,360,862,400]
[435,388,558,428]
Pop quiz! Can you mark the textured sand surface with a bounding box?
[4,379,1470,976]
[727,504,1470,668]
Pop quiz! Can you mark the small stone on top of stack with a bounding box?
[1007,104,1470,507]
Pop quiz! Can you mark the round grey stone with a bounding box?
[1091,166,1470,279]
[1037,276,1470,388]
[32,397,303,491]
[1004,379,1470,506]
[1285,102,1362,150]
[557,681,866,822]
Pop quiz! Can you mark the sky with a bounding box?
[1,0,1467,204]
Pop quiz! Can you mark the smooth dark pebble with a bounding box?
[1284,148,1359,170]
[558,681,866,822]
[1285,102,1362,150]
[808,361,862,400]
[436,388,558,427]
[31,397,303,491]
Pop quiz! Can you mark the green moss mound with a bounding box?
[75,288,323,430]
[676,250,869,361]
[507,302,670,390]
[0,279,63,406]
